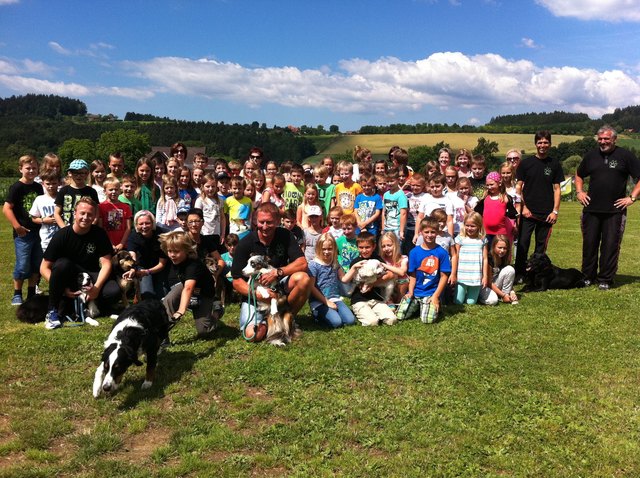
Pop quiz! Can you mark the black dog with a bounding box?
[93,299,170,397]
[522,252,586,292]
[16,295,49,323]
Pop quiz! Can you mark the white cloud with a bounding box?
[123,52,640,119]
[536,0,640,22]
[48,41,71,55]
[48,40,113,59]
[0,0,20,5]
[521,37,540,49]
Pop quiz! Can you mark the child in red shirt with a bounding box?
[98,177,132,251]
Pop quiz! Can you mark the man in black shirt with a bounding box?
[576,125,640,289]
[41,198,119,329]
[515,131,564,278]
[231,202,310,341]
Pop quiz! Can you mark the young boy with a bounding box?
[283,163,305,213]
[228,160,242,177]
[98,177,132,251]
[224,177,252,240]
[118,174,142,217]
[314,164,335,218]
[406,173,429,253]
[381,169,408,241]
[334,161,362,215]
[417,173,455,237]
[396,217,451,323]
[193,153,209,170]
[54,159,99,227]
[220,233,239,305]
[3,155,44,305]
[336,214,359,273]
[342,231,397,326]
[303,205,324,262]
[217,171,232,201]
[469,155,488,200]
[281,209,305,248]
[354,173,383,236]
[29,171,61,257]
[108,153,125,179]
[323,206,344,239]
[375,174,388,196]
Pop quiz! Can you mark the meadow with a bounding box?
[1,205,640,477]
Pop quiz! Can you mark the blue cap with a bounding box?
[67,159,89,171]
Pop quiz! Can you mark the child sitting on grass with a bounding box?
[478,235,518,305]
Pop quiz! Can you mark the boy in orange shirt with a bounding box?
[333,161,362,215]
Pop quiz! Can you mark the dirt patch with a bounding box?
[110,426,172,463]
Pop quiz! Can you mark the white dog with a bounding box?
[76,272,100,326]
[354,259,394,301]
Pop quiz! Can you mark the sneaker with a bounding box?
[509,291,519,305]
[598,283,610,291]
[44,309,62,330]
[35,284,43,295]
[583,279,593,287]
[11,294,23,306]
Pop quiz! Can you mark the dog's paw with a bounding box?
[269,339,287,347]
[141,380,153,390]
[85,317,100,327]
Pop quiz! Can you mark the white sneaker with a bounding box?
[44,310,62,330]
[35,284,43,295]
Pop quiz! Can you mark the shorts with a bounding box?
[13,232,43,280]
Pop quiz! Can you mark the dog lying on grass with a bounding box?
[522,252,587,292]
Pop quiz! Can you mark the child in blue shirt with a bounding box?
[354,173,383,236]
[381,169,408,241]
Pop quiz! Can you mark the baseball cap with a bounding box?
[307,205,323,217]
[67,159,89,172]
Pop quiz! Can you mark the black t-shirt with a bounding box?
[577,146,640,214]
[6,181,43,237]
[193,234,219,261]
[127,230,167,269]
[170,257,215,298]
[231,228,304,280]
[350,253,386,304]
[516,156,564,216]
[44,225,113,271]
[55,185,100,226]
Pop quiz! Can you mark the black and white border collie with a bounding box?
[93,299,170,398]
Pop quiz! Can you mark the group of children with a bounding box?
[5,145,522,334]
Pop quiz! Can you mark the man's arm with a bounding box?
[546,183,560,223]
[89,255,113,301]
[40,259,54,282]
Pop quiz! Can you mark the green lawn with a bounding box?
[1,204,640,477]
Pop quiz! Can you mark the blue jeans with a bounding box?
[311,299,356,328]
[13,231,42,280]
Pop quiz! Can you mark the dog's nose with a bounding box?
[102,384,111,392]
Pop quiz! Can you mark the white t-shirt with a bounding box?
[419,194,454,218]
[29,194,59,251]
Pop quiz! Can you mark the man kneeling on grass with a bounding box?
[396,217,451,323]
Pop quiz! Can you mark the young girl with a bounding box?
[500,161,517,201]
[437,148,452,175]
[153,157,167,190]
[261,173,286,215]
[37,153,62,185]
[452,212,488,305]
[297,183,321,229]
[264,160,279,187]
[479,235,518,305]
[135,157,160,212]
[450,177,478,236]
[89,160,107,202]
[159,231,221,339]
[444,165,458,195]
[244,181,257,224]
[252,169,266,204]
[379,232,409,304]
[473,172,517,247]
[155,175,180,231]
[192,167,205,194]
[194,173,226,242]
[308,233,356,328]
[455,149,473,178]
[166,158,179,180]
[398,165,411,192]
[178,166,198,210]
[424,160,438,181]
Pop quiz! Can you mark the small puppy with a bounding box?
[112,250,139,306]
[77,272,100,325]
[93,299,170,398]
[354,259,395,300]
[523,253,586,292]
[242,255,295,346]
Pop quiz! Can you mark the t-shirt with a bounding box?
[335,182,363,215]
[127,231,167,269]
[178,187,198,213]
[6,180,43,238]
[195,196,223,236]
[419,194,454,219]
[224,196,252,237]
[171,257,215,298]
[516,155,564,216]
[118,194,142,217]
[137,184,159,212]
[409,244,452,298]
[92,184,106,203]
[317,183,335,218]
[383,189,408,232]
[29,193,58,249]
[336,234,359,273]
[55,185,99,226]
[194,233,221,261]
[44,225,113,271]
[435,232,454,252]
[98,200,132,247]
[221,252,234,282]
[283,182,305,212]
[447,192,478,235]
[304,228,322,262]
[577,146,640,214]
[454,235,487,286]
[474,196,515,236]
[308,260,341,306]
[354,193,383,235]
[406,192,428,231]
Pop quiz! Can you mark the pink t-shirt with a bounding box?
[482,196,509,235]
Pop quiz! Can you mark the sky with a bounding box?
[1,0,640,131]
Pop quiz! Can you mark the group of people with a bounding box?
[4,126,639,340]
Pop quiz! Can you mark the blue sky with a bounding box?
[1,0,640,131]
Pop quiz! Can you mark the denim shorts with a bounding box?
[239,276,289,328]
[13,232,43,280]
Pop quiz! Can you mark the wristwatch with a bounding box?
[630,196,637,203]
[276,268,284,278]
[552,210,559,215]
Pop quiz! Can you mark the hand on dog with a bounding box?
[122,270,136,281]
[86,286,100,301]
[258,269,278,286]
[64,287,82,298]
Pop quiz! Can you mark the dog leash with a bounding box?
[243,273,262,341]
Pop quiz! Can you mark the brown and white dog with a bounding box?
[111,250,140,306]
[241,255,295,346]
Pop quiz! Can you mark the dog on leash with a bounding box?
[111,250,140,306]
[241,255,295,346]
[93,299,170,398]
[522,253,587,292]
[77,273,100,325]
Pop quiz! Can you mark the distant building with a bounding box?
[149,146,206,169]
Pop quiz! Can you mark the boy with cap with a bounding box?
[54,159,99,227]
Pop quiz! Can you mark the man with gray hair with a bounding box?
[575,125,640,290]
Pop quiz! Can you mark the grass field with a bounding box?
[1,205,640,477]
[318,133,585,157]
